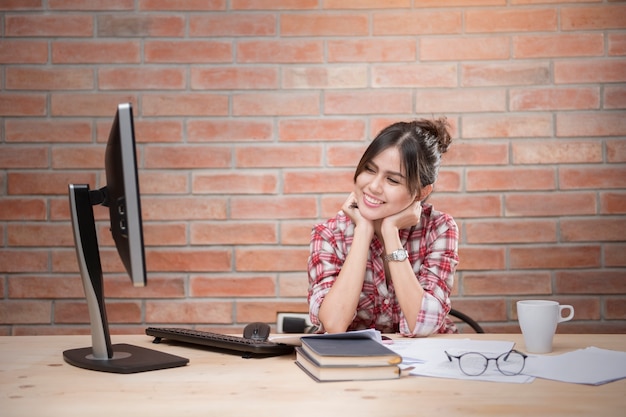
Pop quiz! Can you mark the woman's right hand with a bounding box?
[341,193,374,234]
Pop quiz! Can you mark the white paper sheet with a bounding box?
[523,347,626,385]
[387,338,534,383]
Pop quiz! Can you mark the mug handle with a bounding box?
[558,305,575,322]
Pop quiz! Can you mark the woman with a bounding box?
[307,118,459,337]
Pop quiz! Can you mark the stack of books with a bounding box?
[295,331,402,382]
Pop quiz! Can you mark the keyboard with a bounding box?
[146,327,294,357]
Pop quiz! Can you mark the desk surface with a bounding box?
[1,333,625,417]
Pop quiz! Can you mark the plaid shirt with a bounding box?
[307,203,459,336]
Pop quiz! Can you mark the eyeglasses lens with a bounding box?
[496,351,525,375]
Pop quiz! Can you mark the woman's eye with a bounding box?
[365,166,375,173]
[387,177,400,185]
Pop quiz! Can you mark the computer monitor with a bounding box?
[63,103,188,373]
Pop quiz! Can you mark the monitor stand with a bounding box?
[63,184,188,373]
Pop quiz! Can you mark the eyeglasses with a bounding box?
[445,349,527,376]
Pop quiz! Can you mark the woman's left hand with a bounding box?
[380,199,422,233]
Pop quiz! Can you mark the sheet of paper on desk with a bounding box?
[387,338,535,383]
[523,347,626,385]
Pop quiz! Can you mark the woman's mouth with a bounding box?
[363,194,384,208]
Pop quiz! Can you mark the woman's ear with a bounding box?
[418,184,433,201]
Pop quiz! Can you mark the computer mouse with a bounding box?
[243,322,271,341]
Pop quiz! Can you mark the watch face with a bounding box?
[395,250,407,261]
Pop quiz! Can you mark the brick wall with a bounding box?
[1,0,625,336]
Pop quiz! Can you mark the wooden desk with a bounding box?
[1,333,625,417]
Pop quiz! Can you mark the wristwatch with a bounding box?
[383,249,408,262]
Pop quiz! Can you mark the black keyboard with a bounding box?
[146,327,294,357]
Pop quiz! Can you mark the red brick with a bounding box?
[284,170,353,194]
[142,223,188,246]
[52,40,140,64]
[372,64,457,88]
[49,0,134,10]
[561,218,626,242]
[97,14,184,37]
[140,0,226,11]
[142,93,229,116]
[191,67,278,89]
[0,94,46,116]
[187,119,273,142]
[280,221,313,245]
[561,5,626,30]
[189,13,276,36]
[605,244,626,267]
[465,220,557,244]
[555,59,626,84]
[52,146,105,169]
[281,13,368,36]
[417,89,506,113]
[555,271,626,294]
[8,224,73,247]
[513,33,604,58]
[466,8,557,33]
[467,168,555,191]
[605,297,626,320]
[462,62,551,86]
[608,33,626,56]
[106,275,186,298]
[0,300,51,324]
[6,14,93,37]
[237,40,324,63]
[231,196,318,219]
[457,247,506,271]
[282,66,367,89]
[510,87,600,111]
[6,119,92,143]
[233,92,320,116]
[558,111,626,137]
[463,272,552,296]
[191,222,278,245]
[373,10,462,35]
[50,93,137,116]
[328,39,416,63]
[236,300,309,323]
[559,166,626,189]
[0,40,48,63]
[142,196,227,221]
[0,198,46,221]
[99,67,185,90]
[235,145,323,167]
[421,36,509,61]
[604,86,626,109]
[278,272,309,297]
[325,91,413,114]
[232,0,316,9]
[444,142,509,166]
[139,172,189,195]
[463,114,552,138]
[193,172,278,194]
[512,140,602,164]
[428,194,502,218]
[510,245,601,269]
[146,300,234,324]
[190,276,276,297]
[279,119,366,142]
[8,172,95,195]
[236,247,309,272]
[505,192,597,217]
[145,40,232,63]
[134,120,183,143]
[0,145,48,168]
[600,192,626,214]
[144,145,231,169]
[327,144,368,167]
[147,249,231,272]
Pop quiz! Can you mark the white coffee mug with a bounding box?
[517,300,574,354]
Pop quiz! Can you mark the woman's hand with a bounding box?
[380,199,422,235]
[342,192,375,238]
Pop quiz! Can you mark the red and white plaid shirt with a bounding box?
[307,203,459,337]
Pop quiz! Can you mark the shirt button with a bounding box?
[384,299,390,305]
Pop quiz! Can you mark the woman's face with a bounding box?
[354,146,417,221]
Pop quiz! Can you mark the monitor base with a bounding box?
[63,343,189,374]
